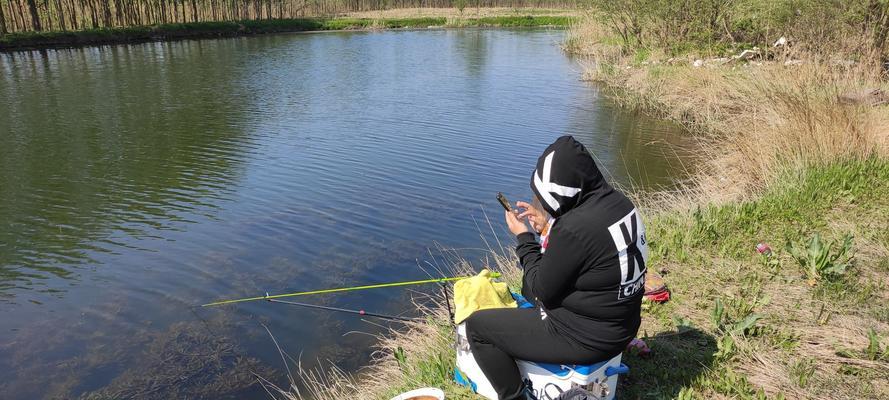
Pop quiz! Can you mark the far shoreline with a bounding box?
[0,15,576,53]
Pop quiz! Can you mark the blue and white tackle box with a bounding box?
[454,323,629,400]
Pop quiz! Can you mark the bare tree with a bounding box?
[0,1,7,34]
[25,0,41,30]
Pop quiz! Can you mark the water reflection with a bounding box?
[567,90,696,191]
[0,43,253,296]
[0,29,694,399]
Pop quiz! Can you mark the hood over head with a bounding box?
[529,135,611,218]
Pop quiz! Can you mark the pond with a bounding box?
[0,28,692,398]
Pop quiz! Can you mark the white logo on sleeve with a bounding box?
[607,209,649,299]
[533,151,581,212]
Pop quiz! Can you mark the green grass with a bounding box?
[380,319,478,400]
[471,16,574,27]
[652,158,888,263]
[624,158,889,398]
[337,159,887,399]
[566,5,888,396]
[0,16,575,51]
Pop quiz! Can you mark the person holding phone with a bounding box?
[465,136,649,400]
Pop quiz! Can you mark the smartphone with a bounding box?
[496,192,512,212]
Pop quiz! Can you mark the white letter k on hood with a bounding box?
[533,151,581,213]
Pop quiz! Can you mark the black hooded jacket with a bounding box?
[516,135,648,355]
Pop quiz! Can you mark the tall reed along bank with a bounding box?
[0,3,578,50]
[280,2,889,400]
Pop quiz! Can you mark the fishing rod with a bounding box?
[265,298,420,322]
[201,272,500,307]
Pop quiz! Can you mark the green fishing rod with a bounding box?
[201,272,500,307]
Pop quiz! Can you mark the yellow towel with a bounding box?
[453,269,517,324]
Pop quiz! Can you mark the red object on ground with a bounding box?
[756,242,772,256]
[644,290,671,302]
[626,338,651,356]
[643,270,670,303]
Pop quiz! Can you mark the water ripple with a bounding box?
[0,29,696,399]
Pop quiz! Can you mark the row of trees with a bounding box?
[0,0,578,34]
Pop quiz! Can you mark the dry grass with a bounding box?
[264,246,523,400]
[570,17,889,205]
[562,13,889,400]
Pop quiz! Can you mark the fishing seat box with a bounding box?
[454,323,628,400]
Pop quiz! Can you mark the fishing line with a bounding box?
[201,273,499,307]
[265,299,420,322]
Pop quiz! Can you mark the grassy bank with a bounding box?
[562,2,888,398]
[0,14,575,51]
[632,158,889,398]
[280,160,887,400]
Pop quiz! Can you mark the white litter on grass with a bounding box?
[390,387,445,400]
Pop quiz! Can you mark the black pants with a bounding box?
[464,308,611,400]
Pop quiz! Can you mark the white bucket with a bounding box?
[389,387,445,400]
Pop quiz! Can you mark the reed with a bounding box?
[568,13,889,203]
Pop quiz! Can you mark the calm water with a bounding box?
[0,29,692,399]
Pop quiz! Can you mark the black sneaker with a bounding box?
[555,387,597,400]
[519,378,539,400]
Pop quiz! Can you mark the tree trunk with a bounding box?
[55,0,67,30]
[89,0,99,28]
[12,0,23,32]
[102,0,112,26]
[25,0,41,30]
[66,0,78,30]
[113,0,123,26]
[159,0,167,23]
[147,0,155,25]
[0,1,7,34]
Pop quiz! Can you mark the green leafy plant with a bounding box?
[712,297,764,336]
[731,313,764,335]
[714,335,735,361]
[393,346,407,371]
[676,387,696,400]
[711,297,725,330]
[833,329,888,363]
[866,328,888,361]
[787,233,854,284]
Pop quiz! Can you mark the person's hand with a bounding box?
[505,210,530,236]
[516,201,548,234]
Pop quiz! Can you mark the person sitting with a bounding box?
[465,135,648,400]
